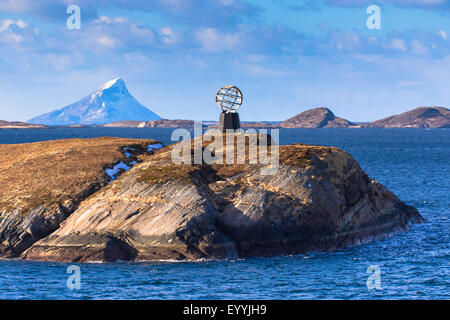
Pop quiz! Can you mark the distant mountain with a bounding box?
[28,78,161,125]
[281,107,353,128]
[364,106,450,128]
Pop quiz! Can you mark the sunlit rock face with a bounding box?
[281,108,353,128]
[0,137,163,258]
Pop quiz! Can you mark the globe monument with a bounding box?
[216,85,242,133]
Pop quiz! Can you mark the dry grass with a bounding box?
[136,134,339,184]
[279,143,340,168]
[0,137,160,215]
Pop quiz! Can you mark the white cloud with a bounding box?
[391,0,446,5]
[0,0,30,13]
[130,23,155,40]
[195,28,240,52]
[0,19,28,32]
[95,16,129,24]
[332,32,360,51]
[160,27,178,44]
[388,38,407,51]
[159,0,187,12]
[329,0,447,8]
[236,62,295,77]
[97,36,118,48]
[397,80,422,88]
[0,19,29,43]
[438,30,447,40]
[86,16,155,49]
[219,0,235,5]
[410,40,429,55]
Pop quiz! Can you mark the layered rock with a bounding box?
[364,106,450,128]
[0,137,163,258]
[22,135,424,262]
[281,108,353,128]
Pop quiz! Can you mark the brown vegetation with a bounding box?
[0,137,160,216]
[135,134,336,185]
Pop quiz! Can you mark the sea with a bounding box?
[0,127,448,300]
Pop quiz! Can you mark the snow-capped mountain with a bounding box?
[28,78,161,125]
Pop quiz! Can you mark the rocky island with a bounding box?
[280,106,449,129]
[0,134,424,262]
[281,108,355,128]
[0,120,48,129]
[363,106,450,128]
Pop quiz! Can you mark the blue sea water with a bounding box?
[0,128,448,299]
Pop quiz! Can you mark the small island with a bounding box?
[0,135,424,262]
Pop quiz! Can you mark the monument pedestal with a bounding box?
[218,112,240,133]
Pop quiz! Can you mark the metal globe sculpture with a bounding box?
[216,85,243,113]
[216,85,242,132]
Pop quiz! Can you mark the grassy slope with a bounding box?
[0,137,160,215]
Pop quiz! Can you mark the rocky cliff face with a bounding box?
[364,106,450,128]
[0,137,163,258]
[281,108,353,128]
[21,136,424,262]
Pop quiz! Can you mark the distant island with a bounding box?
[280,107,355,128]
[100,106,449,129]
[0,120,47,129]
[2,77,448,129]
[4,106,449,130]
[363,106,450,128]
[280,106,449,129]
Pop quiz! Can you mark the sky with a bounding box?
[0,0,449,122]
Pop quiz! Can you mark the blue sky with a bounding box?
[0,0,449,122]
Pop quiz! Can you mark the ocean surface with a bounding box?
[0,128,448,299]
